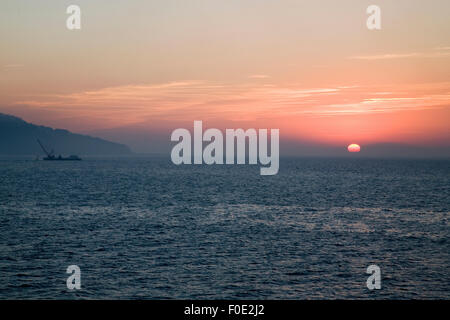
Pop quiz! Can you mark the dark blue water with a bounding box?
[0,157,448,299]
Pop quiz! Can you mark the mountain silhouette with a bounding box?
[0,113,132,155]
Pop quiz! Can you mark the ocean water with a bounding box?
[0,157,448,299]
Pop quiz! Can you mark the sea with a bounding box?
[0,157,448,299]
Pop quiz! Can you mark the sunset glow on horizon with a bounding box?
[1,0,449,153]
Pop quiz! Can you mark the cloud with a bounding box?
[349,53,420,60]
[248,74,270,79]
[433,46,450,51]
[349,49,450,60]
[14,80,450,128]
[3,64,24,68]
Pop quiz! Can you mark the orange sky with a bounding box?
[1,0,449,151]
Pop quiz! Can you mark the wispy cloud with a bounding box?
[349,53,420,60]
[3,64,24,68]
[349,48,450,60]
[248,74,270,79]
[433,46,450,51]
[15,80,450,126]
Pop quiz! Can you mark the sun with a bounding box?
[347,143,361,153]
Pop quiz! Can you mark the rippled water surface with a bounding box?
[0,157,448,299]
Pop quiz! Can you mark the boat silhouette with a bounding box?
[37,139,82,161]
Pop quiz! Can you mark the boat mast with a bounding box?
[37,139,53,157]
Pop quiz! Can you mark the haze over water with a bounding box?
[0,157,448,299]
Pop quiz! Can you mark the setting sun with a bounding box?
[347,144,361,153]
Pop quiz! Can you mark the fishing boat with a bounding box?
[37,139,82,161]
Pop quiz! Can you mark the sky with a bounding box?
[0,0,449,155]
